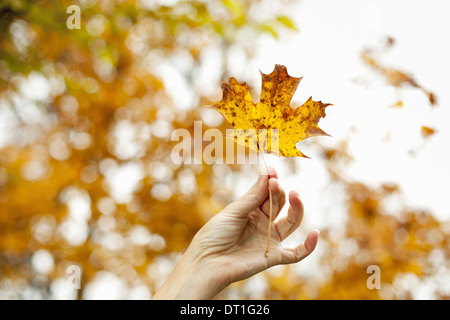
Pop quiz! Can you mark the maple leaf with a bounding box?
[213,64,331,158]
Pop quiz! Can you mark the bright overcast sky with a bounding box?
[231,0,450,228]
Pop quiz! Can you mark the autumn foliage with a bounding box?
[0,0,449,300]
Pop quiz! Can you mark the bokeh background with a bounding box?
[0,0,449,299]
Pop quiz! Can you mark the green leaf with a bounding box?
[221,0,244,16]
[258,23,278,38]
[276,15,298,31]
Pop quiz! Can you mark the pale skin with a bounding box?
[153,166,320,299]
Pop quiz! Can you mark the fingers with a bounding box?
[259,178,286,220]
[274,190,304,240]
[224,166,277,218]
[280,229,320,265]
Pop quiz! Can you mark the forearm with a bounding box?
[152,248,224,300]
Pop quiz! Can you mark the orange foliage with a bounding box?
[0,1,448,300]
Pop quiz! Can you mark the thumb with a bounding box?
[224,167,275,218]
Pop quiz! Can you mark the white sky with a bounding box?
[231,0,450,228]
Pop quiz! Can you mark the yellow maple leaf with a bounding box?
[213,64,331,157]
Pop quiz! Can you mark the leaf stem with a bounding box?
[260,152,272,258]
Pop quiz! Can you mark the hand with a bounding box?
[153,167,320,299]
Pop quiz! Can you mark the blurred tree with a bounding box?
[0,0,448,300]
[0,0,299,299]
[361,36,437,107]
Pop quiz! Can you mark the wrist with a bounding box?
[152,247,223,300]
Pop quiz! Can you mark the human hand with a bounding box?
[153,167,319,299]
